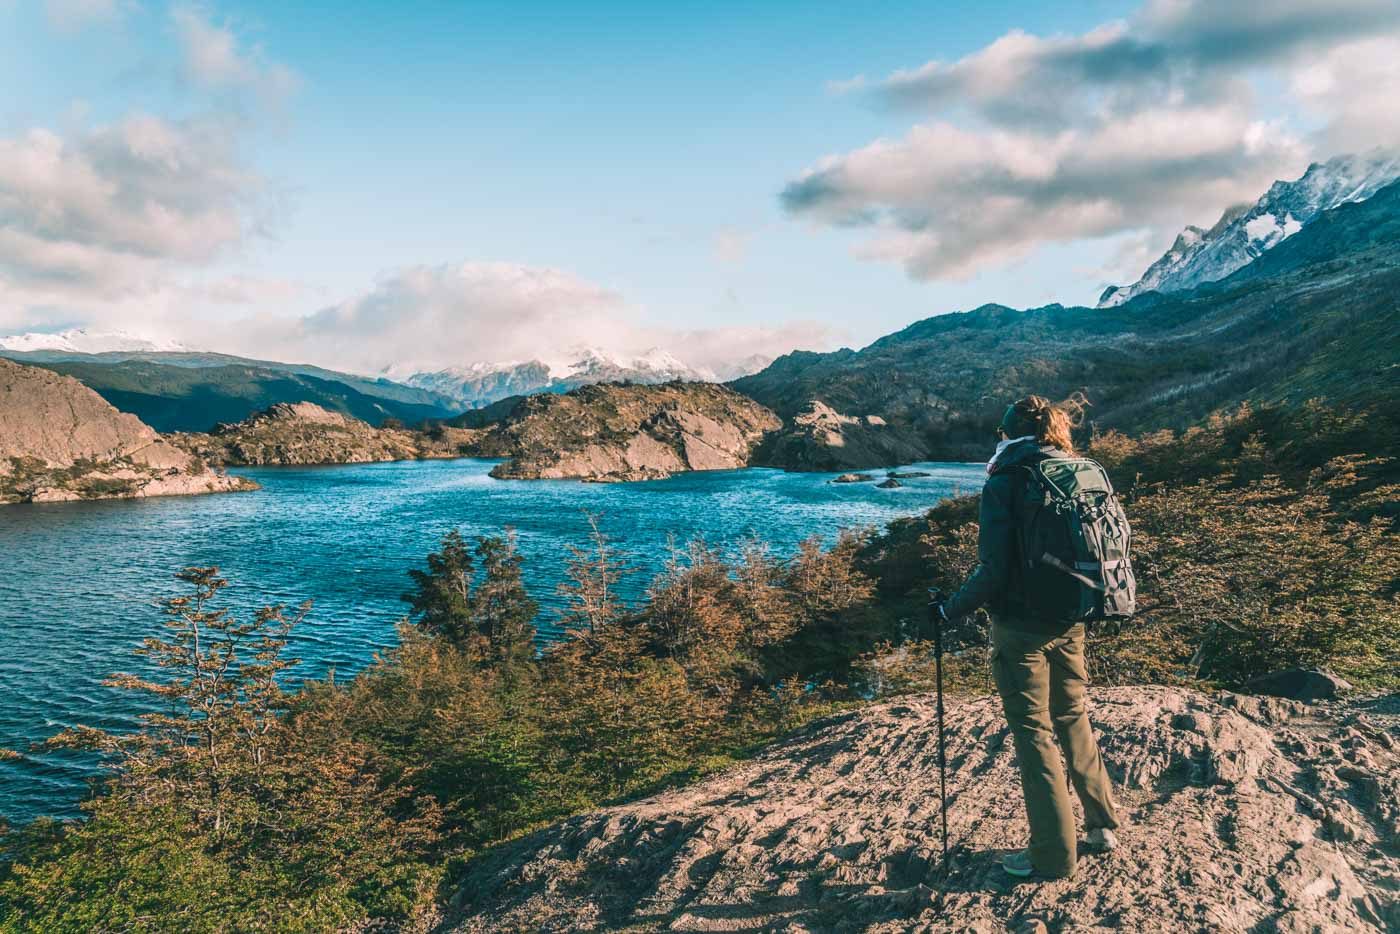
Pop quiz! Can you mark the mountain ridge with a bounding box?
[0,357,460,433]
[1100,150,1400,306]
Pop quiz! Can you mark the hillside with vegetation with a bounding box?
[0,358,254,505]
[1,355,458,433]
[172,402,482,466]
[732,180,1400,463]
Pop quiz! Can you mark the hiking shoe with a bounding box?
[1002,850,1035,878]
[1087,827,1119,852]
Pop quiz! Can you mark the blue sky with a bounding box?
[3,0,1398,375]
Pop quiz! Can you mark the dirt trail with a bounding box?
[447,687,1400,932]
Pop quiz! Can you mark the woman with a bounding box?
[939,394,1120,880]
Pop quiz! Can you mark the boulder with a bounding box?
[1247,669,1353,702]
[877,478,902,489]
[831,473,875,484]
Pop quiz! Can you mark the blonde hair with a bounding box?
[1008,392,1087,454]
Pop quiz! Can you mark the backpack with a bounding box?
[1013,456,1136,623]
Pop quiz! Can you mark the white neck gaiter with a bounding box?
[988,435,1035,474]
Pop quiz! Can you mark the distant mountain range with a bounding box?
[404,347,772,409]
[1099,150,1400,307]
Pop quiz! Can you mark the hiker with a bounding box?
[936,394,1127,881]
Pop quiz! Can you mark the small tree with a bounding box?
[404,529,475,645]
[558,513,630,635]
[472,529,539,663]
[49,567,304,835]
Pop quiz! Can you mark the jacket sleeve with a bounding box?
[943,472,1016,620]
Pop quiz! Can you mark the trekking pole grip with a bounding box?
[928,589,947,657]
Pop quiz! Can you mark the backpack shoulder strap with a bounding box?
[1004,452,1060,501]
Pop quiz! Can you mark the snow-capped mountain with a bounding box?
[553,347,711,385]
[1099,150,1400,307]
[405,347,724,409]
[406,360,555,407]
[709,352,777,383]
[0,328,189,354]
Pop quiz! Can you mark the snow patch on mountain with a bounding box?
[1099,150,1400,307]
[0,328,189,354]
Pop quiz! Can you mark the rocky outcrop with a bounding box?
[480,382,782,482]
[171,402,482,466]
[447,687,1399,932]
[755,400,929,472]
[0,358,253,504]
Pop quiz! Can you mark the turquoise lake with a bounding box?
[0,457,983,822]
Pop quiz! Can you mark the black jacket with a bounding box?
[943,439,1068,626]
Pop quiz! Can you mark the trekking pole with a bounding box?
[928,588,949,869]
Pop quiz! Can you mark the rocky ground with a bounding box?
[171,401,482,466]
[0,358,254,504]
[446,686,1398,933]
[481,382,781,482]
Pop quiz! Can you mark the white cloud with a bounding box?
[191,261,834,377]
[785,109,1302,280]
[788,0,1400,286]
[0,115,259,295]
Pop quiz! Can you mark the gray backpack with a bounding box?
[1015,456,1136,622]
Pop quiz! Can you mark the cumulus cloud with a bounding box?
[0,114,259,294]
[197,261,835,377]
[785,0,1400,284]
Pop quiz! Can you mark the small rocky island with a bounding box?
[468,381,782,482]
[755,400,928,472]
[0,358,253,504]
[171,402,482,466]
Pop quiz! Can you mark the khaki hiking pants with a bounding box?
[991,618,1120,878]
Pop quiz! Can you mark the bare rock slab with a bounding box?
[447,687,1400,933]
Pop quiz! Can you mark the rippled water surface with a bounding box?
[0,457,983,821]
